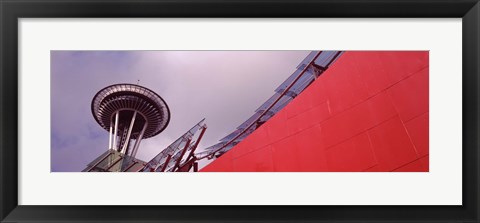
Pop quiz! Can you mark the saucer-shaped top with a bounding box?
[91,84,170,139]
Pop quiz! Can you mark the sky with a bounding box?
[51,51,310,172]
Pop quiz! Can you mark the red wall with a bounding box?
[202,51,429,172]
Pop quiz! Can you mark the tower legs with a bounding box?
[109,110,147,158]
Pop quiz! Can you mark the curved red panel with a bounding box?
[202,51,429,172]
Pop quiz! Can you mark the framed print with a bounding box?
[1,0,479,222]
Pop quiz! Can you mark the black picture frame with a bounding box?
[1,0,479,222]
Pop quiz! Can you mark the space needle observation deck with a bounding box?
[91,83,170,158]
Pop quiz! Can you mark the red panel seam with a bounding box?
[323,114,399,151]
[389,154,429,172]
[403,110,429,124]
[310,66,428,121]
[386,89,420,157]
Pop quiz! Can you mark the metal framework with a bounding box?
[141,119,207,172]
[83,149,148,172]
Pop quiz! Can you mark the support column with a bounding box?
[172,138,192,172]
[121,111,137,154]
[185,125,207,162]
[193,162,198,172]
[131,121,147,158]
[158,154,172,172]
[108,119,113,149]
[112,111,120,150]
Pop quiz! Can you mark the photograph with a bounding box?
[2,0,477,221]
[51,50,429,172]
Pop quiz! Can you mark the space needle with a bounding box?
[91,83,170,158]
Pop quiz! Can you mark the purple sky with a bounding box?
[51,51,310,172]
